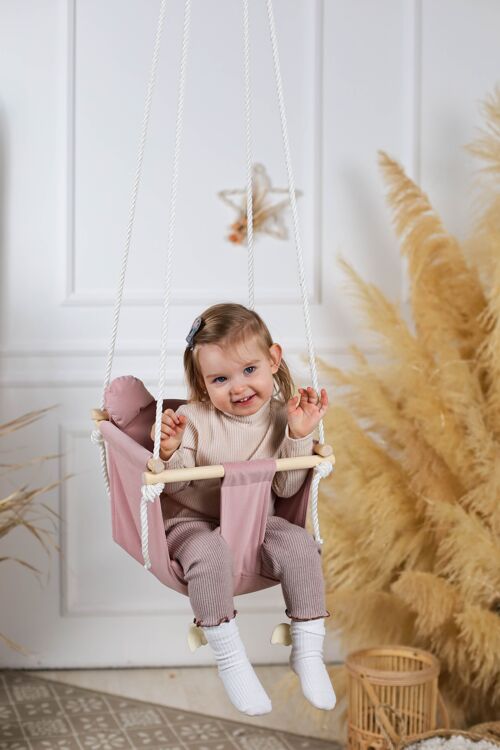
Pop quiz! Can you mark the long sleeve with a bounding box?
[162,445,197,494]
[160,405,198,495]
[272,424,314,498]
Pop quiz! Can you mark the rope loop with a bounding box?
[91,429,104,445]
[140,482,164,570]
[141,483,164,503]
[310,460,333,546]
[314,460,333,480]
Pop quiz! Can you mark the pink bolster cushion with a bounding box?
[104,376,155,428]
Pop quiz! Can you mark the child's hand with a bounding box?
[150,409,187,461]
[287,387,329,439]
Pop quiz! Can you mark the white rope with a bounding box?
[152,0,192,461]
[243,0,255,310]
[92,1,168,492]
[140,483,164,569]
[91,428,110,496]
[310,461,333,545]
[90,429,104,445]
[265,0,329,542]
[102,1,167,400]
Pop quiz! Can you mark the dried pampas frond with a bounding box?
[467,87,500,178]
[313,88,500,729]
[0,408,63,653]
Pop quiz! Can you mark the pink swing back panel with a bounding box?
[102,376,314,597]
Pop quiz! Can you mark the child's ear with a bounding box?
[269,343,282,374]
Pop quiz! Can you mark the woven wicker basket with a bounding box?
[346,645,449,750]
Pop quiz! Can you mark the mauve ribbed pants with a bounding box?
[165,515,329,627]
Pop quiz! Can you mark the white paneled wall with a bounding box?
[0,0,499,668]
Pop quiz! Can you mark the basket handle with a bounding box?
[357,674,402,750]
[437,690,450,729]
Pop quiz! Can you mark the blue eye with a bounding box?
[212,366,255,384]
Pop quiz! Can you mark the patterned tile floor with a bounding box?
[0,672,343,750]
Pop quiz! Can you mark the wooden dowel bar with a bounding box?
[143,454,334,486]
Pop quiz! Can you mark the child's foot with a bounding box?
[290,618,336,710]
[203,618,272,716]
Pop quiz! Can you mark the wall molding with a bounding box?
[0,336,357,387]
[61,289,320,307]
[0,344,351,387]
[0,339,350,357]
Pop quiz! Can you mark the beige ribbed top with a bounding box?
[161,396,314,523]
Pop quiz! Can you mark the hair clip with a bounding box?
[186,316,203,350]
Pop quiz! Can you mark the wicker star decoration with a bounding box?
[218,163,302,245]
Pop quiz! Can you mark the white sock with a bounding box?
[290,618,336,710]
[203,619,272,716]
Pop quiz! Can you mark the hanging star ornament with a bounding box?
[218,163,302,245]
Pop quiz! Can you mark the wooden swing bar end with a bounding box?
[91,408,109,428]
[314,443,333,457]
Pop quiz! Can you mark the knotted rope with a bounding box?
[140,483,164,569]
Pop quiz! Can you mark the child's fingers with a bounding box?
[304,386,328,406]
[306,386,321,402]
[162,423,185,438]
[160,424,185,445]
[162,411,185,427]
[153,412,186,442]
[317,389,329,416]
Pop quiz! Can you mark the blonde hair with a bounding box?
[183,303,294,404]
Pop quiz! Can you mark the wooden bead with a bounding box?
[147,458,166,474]
[314,443,333,457]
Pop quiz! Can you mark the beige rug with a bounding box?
[0,671,343,750]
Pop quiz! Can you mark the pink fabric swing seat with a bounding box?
[100,376,314,596]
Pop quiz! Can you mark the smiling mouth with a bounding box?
[234,394,255,405]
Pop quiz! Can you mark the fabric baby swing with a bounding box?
[91,0,334,650]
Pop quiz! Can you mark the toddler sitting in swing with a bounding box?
[151,302,335,716]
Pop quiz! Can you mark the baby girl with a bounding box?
[151,302,335,716]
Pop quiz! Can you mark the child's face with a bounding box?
[197,335,282,416]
